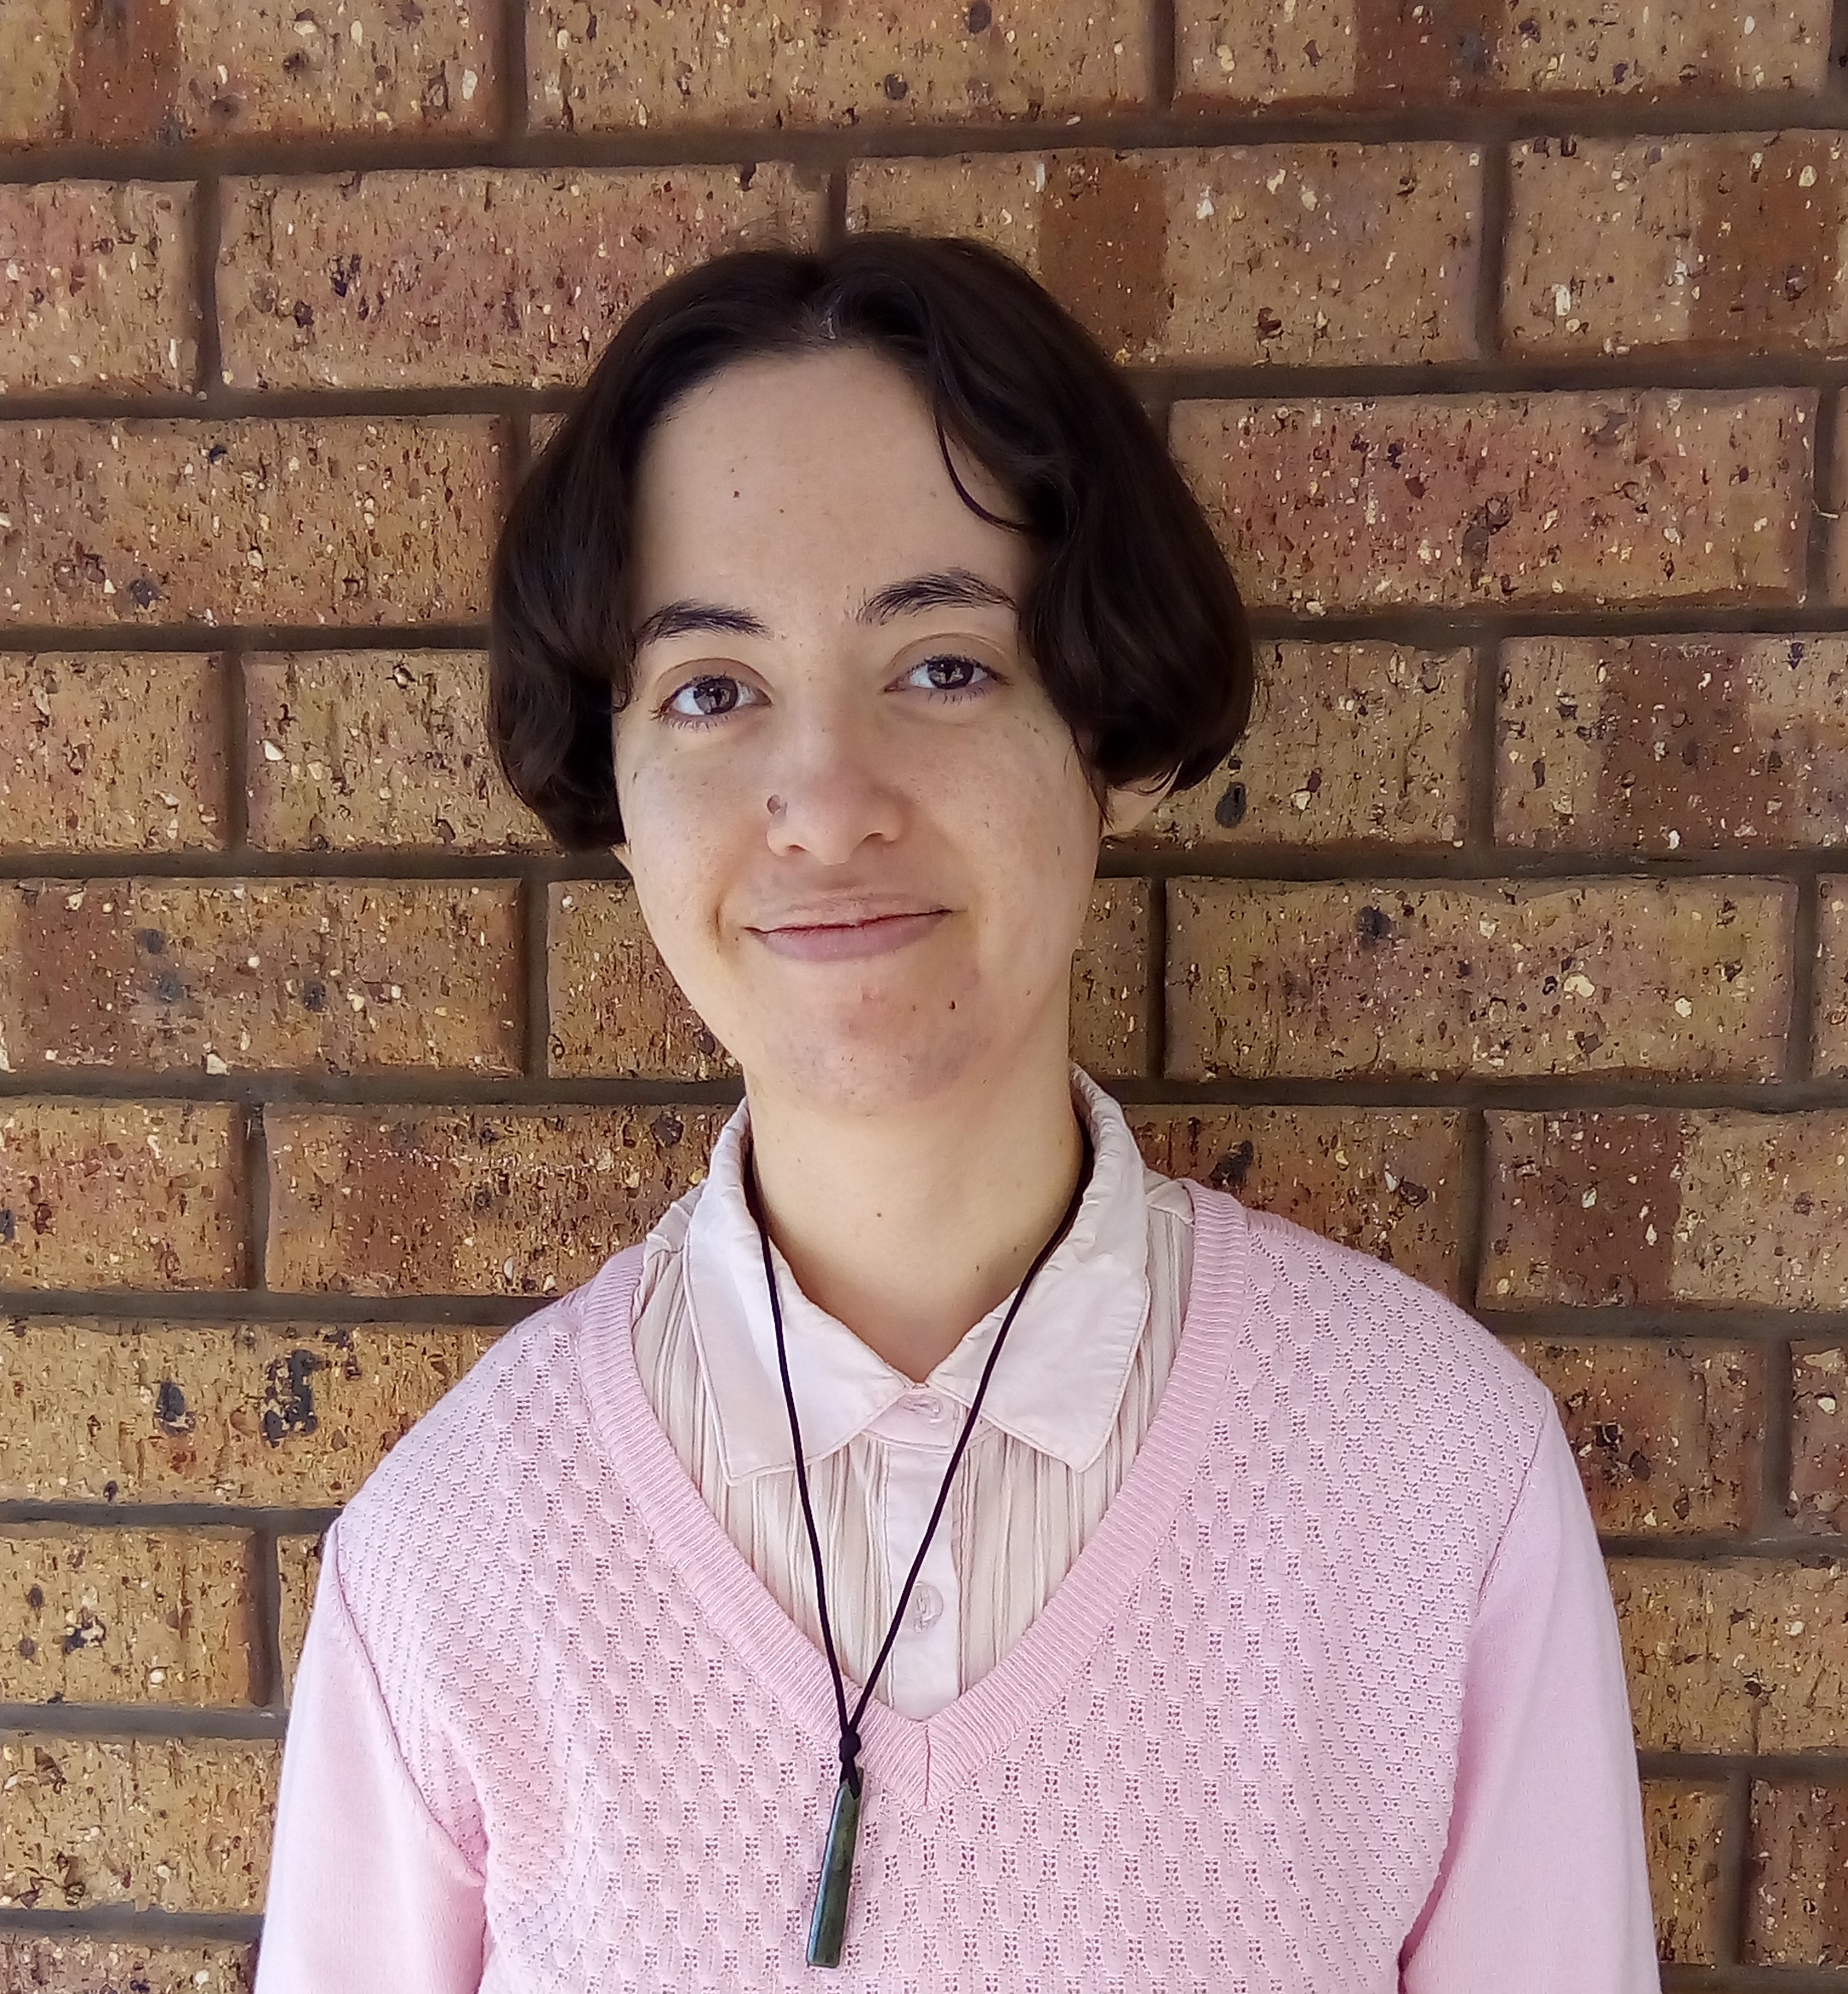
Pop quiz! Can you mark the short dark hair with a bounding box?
[488,231,1253,850]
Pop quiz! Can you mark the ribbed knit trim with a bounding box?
[569,1177,1253,1814]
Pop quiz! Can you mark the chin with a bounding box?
[745,1018,988,1116]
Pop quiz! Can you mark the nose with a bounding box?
[760,711,907,864]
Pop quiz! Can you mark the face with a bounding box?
[611,344,1167,1116]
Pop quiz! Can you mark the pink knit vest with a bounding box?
[326,1178,1555,1990]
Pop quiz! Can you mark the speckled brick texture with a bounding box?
[1503,1340,1763,1534]
[4,0,1845,1977]
[275,1530,323,1700]
[1496,634,1848,852]
[1613,1558,1848,1754]
[0,879,523,1074]
[1506,133,1848,355]
[0,1733,278,1910]
[0,0,501,146]
[1644,1781,1728,1966]
[1750,1784,1848,1963]
[0,183,198,392]
[0,1103,246,1289]
[1173,0,1830,105]
[219,165,826,389]
[849,145,1481,365]
[0,1322,501,1504]
[0,1937,255,1992]
[1172,391,1815,612]
[1792,1344,1848,1535]
[264,1106,729,1293]
[242,648,548,852]
[527,0,1152,132]
[1483,1110,1848,1310]
[0,654,231,853]
[1125,1106,1468,1299]
[1165,877,1793,1080]
[546,880,739,1080]
[1129,642,1472,852]
[0,1529,261,1704]
[1,419,505,627]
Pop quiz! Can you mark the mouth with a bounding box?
[749,909,951,962]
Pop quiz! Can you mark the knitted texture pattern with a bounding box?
[311,1180,1592,1991]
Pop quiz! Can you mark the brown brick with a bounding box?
[0,1937,255,1993]
[1165,877,1792,1080]
[1483,1109,1848,1309]
[1507,133,1848,357]
[1497,634,1848,853]
[1073,879,1152,1079]
[1613,1557,1848,1753]
[1815,878,1848,1075]
[0,654,230,855]
[0,2,74,146]
[1824,402,1848,598]
[277,1529,323,1701]
[1503,1339,1762,1533]
[1174,0,1827,106]
[0,1102,245,1290]
[530,0,1152,132]
[1124,1106,1468,1300]
[0,879,521,1074]
[1643,1780,1728,1967]
[848,145,1480,366]
[0,1322,500,1505]
[548,881,734,1081]
[0,184,196,392]
[1171,392,1815,613]
[1792,1344,1848,1534]
[0,1734,276,1911]
[264,1106,728,1294]
[220,166,824,391]
[0,0,500,147]
[0,418,503,628]
[243,649,541,853]
[0,1530,259,1705]
[1749,1781,1848,1964]
[1129,642,1471,853]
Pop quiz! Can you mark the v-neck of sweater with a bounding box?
[569,1174,1253,1814]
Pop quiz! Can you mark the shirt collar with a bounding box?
[666,1063,1158,1485]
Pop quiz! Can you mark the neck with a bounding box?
[740,1039,1090,1383]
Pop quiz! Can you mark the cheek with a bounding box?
[616,760,732,950]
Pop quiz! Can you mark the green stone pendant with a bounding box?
[806,1773,862,1967]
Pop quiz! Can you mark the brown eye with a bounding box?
[661,674,759,726]
[904,654,995,698]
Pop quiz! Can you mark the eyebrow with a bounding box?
[630,566,1016,652]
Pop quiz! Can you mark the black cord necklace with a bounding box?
[743,1119,1094,1969]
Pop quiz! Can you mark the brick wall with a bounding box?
[2,1,1846,1985]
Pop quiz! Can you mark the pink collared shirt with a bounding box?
[627,1062,1193,1716]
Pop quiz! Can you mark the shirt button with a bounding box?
[904,1582,944,1630]
[904,1390,952,1425]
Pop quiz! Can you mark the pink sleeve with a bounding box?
[1400,1405,1661,1994]
[252,1520,487,1994]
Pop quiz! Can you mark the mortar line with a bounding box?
[1721,1764,1753,1967]
[1149,0,1176,108]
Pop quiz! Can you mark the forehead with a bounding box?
[628,346,1026,616]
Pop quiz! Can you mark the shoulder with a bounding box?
[330,1244,649,1599]
[1189,1182,1556,1544]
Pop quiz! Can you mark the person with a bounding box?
[251,233,1661,1991]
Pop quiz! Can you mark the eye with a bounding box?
[659,673,761,728]
[903,654,997,701]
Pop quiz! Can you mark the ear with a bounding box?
[1099,769,1176,840]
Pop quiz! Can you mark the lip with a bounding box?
[750,909,951,962]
